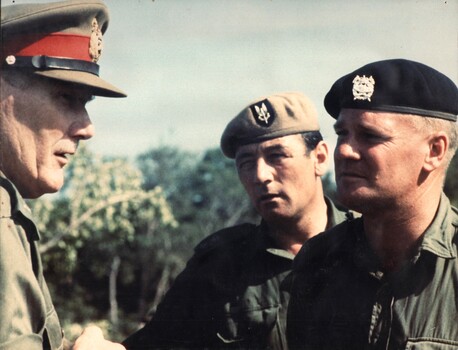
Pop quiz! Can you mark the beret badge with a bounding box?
[352,75,375,102]
[250,100,275,127]
[89,18,103,63]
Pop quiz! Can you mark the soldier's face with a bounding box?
[235,134,326,223]
[0,75,94,198]
[334,109,430,213]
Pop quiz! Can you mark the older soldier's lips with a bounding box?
[54,143,78,166]
[55,151,73,166]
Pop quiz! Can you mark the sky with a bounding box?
[3,0,458,161]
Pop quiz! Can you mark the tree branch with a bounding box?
[39,191,156,253]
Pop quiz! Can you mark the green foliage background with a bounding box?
[31,145,456,342]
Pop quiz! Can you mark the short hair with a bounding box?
[301,131,323,155]
[408,114,458,169]
[1,68,36,91]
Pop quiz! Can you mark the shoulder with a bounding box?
[0,178,14,218]
[451,205,458,225]
[194,223,258,256]
[168,224,260,290]
[325,196,360,227]
[293,217,362,272]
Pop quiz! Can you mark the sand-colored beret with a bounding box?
[221,92,320,158]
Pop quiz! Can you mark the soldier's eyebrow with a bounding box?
[235,149,256,162]
[263,144,288,153]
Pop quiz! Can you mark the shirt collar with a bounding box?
[419,192,457,259]
[354,193,457,278]
[260,197,349,261]
[0,171,40,241]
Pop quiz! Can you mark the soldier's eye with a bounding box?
[267,153,287,163]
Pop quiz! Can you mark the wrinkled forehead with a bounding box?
[235,134,305,159]
[335,108,422,133]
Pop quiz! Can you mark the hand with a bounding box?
[72,325,126,350]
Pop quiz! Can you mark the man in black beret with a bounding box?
[287,59,458,349]
[1,1,126,349]
[123,92,354,349]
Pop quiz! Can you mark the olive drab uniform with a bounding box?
[0,173,64,350]
[123,198,350,350]
[287,193,458,350]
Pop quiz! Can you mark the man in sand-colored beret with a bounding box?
[123,92,355,349]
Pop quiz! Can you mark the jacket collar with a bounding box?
[0,171,40,241]
[419,193,457,259]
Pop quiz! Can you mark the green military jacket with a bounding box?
[287,193,458,350]
[0,173,64,350]
[123,198,350,350]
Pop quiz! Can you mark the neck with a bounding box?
[363,190,441,272]
[267,195,329,256]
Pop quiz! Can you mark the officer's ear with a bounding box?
[313,141,329,176]
[423,131,448,172]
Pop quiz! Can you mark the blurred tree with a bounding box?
[187,147,258,234]
[134,146,258,319]
[321,171,337,202]
[29,146,177,341]
[137,146,258,248]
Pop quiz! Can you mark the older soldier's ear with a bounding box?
[423,132,448,172]
[313,141,329,176]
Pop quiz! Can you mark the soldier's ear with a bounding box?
[314,141,329,176]
[423,131,448,172]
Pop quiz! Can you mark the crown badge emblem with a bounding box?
[352,75,375,101]
[89,18,103,63]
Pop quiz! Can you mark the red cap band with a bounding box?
[3,33,91,62]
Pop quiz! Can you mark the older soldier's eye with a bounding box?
[60,93,73,103]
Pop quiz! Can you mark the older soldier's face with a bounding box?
[0,75,94,198]
[333,109,430,213]
[235,134,325,223]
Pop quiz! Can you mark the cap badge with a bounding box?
[352,75,375,101]
[255,103,270,124]
[89,18,103,63]
[250,99,275,127]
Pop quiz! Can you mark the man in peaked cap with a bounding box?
[1,1,126,349]
[123,92,353,349]
[287,59,458,349]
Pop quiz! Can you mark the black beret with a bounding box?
[324,59,458,121]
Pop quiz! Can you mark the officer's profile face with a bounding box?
[235,134,328,223]
[0,73,94,198]
[334,108,431,213]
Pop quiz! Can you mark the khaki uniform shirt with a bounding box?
[287,193,458,350]
[123,198,350,350]
[0,173,64,350]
